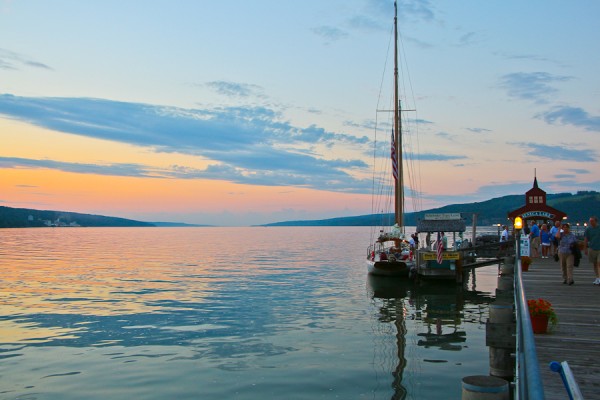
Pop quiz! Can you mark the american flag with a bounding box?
[391,130,398,181]
[437,232,443,264]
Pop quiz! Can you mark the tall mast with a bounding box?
[393,1,403,228]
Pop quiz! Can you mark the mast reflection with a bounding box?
[367,276,494,399]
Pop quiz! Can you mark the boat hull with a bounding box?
[367,258,413,277]
[417,267,458,280]
[417,251,462,281]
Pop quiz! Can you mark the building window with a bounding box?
[529,196,533,204]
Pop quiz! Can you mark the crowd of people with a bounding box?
[513,216,600,286]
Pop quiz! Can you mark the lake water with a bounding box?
[0,227,500,399]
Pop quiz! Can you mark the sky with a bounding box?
[1,0,599,226]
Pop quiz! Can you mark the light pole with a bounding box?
[514,216,523,261]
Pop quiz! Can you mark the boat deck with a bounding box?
[521,255,600,399]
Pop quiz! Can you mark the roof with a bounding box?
[416,219,466,233]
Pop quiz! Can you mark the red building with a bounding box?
[507,177,567,224]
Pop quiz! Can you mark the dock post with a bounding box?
[487,301,515,378]
[462,375,509,400]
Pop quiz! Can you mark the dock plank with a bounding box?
[522,255,600,400]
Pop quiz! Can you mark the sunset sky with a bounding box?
[1,1,599,226]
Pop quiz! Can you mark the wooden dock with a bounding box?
[521,254,600,399]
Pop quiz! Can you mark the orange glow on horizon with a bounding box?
[1,167,372,218]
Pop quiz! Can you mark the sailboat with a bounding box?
[366,1,416,277]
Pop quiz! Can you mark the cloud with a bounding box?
[205,81,264,98]
[513,142,597,162]
[413,118,433,125]
[458,32,477,47]
[396,0,435,22]
[435,131,455,140]
[347,15,385,32]
[566,168,590,174]
[0,94,372,193]
[553,174,576,179]
[500,73,599,133]
[499,72,572,104]
[0,155,371,193]
[417,153,466,161]
[552,169,592,180]
[538,106,600,132]
[312,25,349,41]
[0,157,165,178]
[321,0,436,40]
[500,52,559,65]
[466,127,492,134]
[0,48,52,71]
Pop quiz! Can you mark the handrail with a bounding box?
[549,361,584,400]
[514,232,546,400]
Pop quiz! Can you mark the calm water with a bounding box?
[0,227,499,399]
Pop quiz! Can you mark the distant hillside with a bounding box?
[0,206,155,228]
[261,191,600,227]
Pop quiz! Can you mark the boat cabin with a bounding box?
[415,213,468,281]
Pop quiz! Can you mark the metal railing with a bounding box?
[514,232,545,400]
[550,361,584,400]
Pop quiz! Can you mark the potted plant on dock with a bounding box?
[528,298,558,334]
[521,256,532,272]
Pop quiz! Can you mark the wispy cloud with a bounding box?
[396,0,435,22]
[435,131,455,140]
[499,72,572,104]
[0,48,52,71]
[0,94,372,193]
[317,0,436,42]
[538,106,600,132]
[514,142,597,162]
[347,15,385,32]
[566,168,590,175]
[312,26,349,41]
[0,157,165,178]
[500,52,562,66]
[205,81,264,98]
[458,32,478,47]
[417,153,466,161]
[500,72,599,133]
[466,127,492,134]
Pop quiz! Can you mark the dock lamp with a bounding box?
[514,216,523,231]
[514,216,523,259]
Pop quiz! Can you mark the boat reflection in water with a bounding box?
[367,275,495,399]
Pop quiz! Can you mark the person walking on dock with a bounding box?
[558,222,577,285]
[529,221,540,258]
[550,220,560,257]
[584,216,600,285]
[540,223,551,258]
[500,225,509,244]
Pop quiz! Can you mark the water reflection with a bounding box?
[0,227,497,399]
[367,276,494,399]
